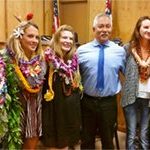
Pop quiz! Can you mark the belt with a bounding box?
[84,93,115,100]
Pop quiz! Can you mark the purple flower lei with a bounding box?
[18,55,45,88]
[45,48,78,81]
[6,46,16,58]
[19,55,41,77]
[0,56,7,107]
[6,47,44,88]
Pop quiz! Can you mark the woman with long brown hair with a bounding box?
[122,16,150,149]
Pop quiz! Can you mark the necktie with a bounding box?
[96,44,105,90]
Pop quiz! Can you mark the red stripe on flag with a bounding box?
[105,0,112,16]
[52,0,60,33]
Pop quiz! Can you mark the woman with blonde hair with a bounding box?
[2,13,46,149]
[41,25,82,150]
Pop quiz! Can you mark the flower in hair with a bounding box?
[13,27,24,39]
[26,13,33,21]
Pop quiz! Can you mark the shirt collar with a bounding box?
[92,39,111,47]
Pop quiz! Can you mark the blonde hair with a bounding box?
[7,21,44,63]
[51,24,76,60]
[51,25,82,90]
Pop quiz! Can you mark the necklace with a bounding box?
[14,55,45,93]
[0,57,7,106]
[6,47,45,92]
[45,48,78,86]
[44,48,81,99]
[132,48,150,82]
[15,64,41,93]
[19,55,42,78]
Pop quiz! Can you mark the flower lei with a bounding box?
[0,50,23,149]
[44,67,54,101]
[132,48,150,82]
[0,56,8,143]
[0,57,7,107]
[6,47,44,93]
[44,48,80,101]
[14,65,41,93]
[19,55,42,78]
[45,48,78,85]
[15,55,44,93]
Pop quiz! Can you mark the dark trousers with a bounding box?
[81,94,117,150]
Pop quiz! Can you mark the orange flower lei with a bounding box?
[14,64,41,93]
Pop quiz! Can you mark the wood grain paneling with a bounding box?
[87,0,105,41]
[0,0,6,42]
[112,0,150,43]
[60,0,88,44]
[43,0,52,36]
[60,0,87,3]
[0,0,53,42]
[6,0,44,37]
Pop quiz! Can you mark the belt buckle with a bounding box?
[96,96,102,100]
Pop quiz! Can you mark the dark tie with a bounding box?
[96,44,105,90]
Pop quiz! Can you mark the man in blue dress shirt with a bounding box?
[77,13,126,149]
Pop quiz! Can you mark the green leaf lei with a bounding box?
[0,108,8,143]
[2,55,23,149]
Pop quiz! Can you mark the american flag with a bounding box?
[105,0,112,16]
[52,0,60,33]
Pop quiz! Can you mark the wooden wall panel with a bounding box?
[6,0,44,38]
[60,1,88,44]
[43,0,52,36]
[0,0,6,42]
[0,0,52,43]
[87,0,105,41]
[112,0,150,43]
[30,0,44,34]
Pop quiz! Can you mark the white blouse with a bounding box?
[137,77,150,99]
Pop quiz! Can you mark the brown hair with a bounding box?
[130,16,150,51]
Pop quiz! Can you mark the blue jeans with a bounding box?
[124,98,150,150]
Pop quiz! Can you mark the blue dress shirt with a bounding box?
[77,39,126,97]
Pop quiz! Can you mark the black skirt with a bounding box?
[41,73,81,148]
